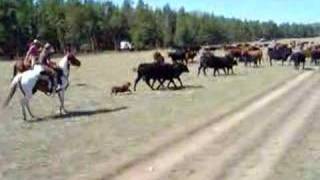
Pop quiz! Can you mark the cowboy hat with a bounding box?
[44,43,51,49]
[33,39,40,44]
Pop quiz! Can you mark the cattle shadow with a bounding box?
[29,106,128,123]
[159,85,204,91]
[303,67,315,71]
[187,61,199,64]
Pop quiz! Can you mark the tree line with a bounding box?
[1,0,320,57]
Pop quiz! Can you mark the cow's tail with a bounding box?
[3,74,22,108]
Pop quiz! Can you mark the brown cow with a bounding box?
[224,46,243,60]
[241,49,263,67]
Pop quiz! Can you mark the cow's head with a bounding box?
[174,62,189,73]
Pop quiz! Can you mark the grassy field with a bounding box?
[0,50,301,179]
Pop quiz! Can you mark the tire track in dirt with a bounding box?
[169,74,320,180]
[222,77,320,180]
[160,72,320,180]
[108,70,315,180]
[267,97,320,180]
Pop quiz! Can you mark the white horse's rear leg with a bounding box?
[25,99,35,118]
[20,99,27,121]
[20,96,34,120]
[58,90,68,114]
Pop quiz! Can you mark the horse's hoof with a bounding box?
[62,109,69,114]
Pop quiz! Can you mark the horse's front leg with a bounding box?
[58,90,68,115]
[20,99,27,121]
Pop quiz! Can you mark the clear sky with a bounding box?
[111,0,320,24]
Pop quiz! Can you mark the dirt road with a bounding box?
[106,70,320,180]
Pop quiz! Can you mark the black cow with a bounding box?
[168,46,201,64]
[268,45,292,66]
[133,63,189,91]
[156,63,190,89]
[198,52,238,76]
[290,52,306,70]
[168,49,187,64]
[311,50,320,65]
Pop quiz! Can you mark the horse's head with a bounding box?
[67,53,81,67]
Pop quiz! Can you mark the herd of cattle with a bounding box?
[133,41,320,91]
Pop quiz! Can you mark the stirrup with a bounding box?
[56,85,62,92]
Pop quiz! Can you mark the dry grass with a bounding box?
[0,50,301,179]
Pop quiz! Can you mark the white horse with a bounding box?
[3,53,81,121]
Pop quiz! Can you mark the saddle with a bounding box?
[36,68,64,95]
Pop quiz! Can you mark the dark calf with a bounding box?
[268,46,292,66]
[168,50,187,64]
[290,52,306,70]
[133,63,189,91]
[311,50,320,65]
[198,52,237,76]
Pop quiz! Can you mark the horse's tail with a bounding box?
[12,65,18,80]
[3,74,22,108]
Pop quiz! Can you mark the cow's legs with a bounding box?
[223,68,227,75]
[151,79,157,89]
[203,67,207,76]
[198,66,203,76]
[170,79,178,89]
[158,79,167,89]
[145,78,154,90]
[213,69,217,76]
[231,67,234,74]
[157,79,166,90]
[166,80,171,88]
[133,75,142,91]
[177,77,184,87]
[258,58,262,66]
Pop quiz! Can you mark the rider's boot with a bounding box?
[52,78,59,95]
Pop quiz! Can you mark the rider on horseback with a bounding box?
[25,39,41,67]
[38,43,62,94]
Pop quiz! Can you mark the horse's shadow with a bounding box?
[75,83,88,87]
[30,106,128,122]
